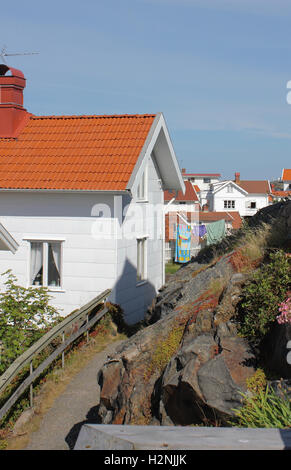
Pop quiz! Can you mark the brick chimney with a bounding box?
[0,64,29,138]
[202,201,209,212]
[181,168,186,174]
[235,172,240,184]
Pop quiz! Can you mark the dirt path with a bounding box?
[23,339,124,450]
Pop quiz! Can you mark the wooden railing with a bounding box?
[0,289,111,422]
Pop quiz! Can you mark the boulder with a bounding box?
[159,333,255,425]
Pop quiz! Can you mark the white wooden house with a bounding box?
[0,64,184,324]
[209,173,271,218]
[181,170,221,206]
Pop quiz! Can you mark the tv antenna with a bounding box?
[0,45,39,64]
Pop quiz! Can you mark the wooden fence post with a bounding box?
[86,315,89,343]
[29,361,33,408]
[62,332,65,369]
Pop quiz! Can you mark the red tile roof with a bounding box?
[282,169,291,181]
[271,190,291,197]
[199,211,242,229]
[0,114,156,191]
[164,180,199,202]
[236,180,270,194]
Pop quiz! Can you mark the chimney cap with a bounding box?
[0,64,25,79]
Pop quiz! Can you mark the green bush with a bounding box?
[238,250,291,342]
[0,270,60,374]
[231,385,291,428]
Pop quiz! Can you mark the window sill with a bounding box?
[136,280,148,287]
[30,285,65,293]
[48,287,65,293]
[136,199,149,203]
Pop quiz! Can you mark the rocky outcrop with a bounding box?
[145,251,233,325]
[97,309,181,425]
[158,327,255,425]
[97,252,256,426]
[96,201,291,426]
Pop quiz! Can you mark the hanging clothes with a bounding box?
[175,223,191,263]
[192,225,206,238]
[206,219,226,246]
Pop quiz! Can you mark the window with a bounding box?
[250,202,256,209]
[137,238,147,283]
[30,241,62,288]
[203,178,211,183]
[137,165,148,200]
[227,185,233,193]
[224,200,235,209]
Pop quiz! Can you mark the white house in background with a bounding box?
[181,170,221,206]
[282,169,291,191]
[0,64,184,324]
[164,180,200,214]
[209,173,271,218]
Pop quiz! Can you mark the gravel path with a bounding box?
[24,339,125,450]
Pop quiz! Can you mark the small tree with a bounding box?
[0,270,60,374]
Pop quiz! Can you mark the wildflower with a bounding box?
[276,297,291,324]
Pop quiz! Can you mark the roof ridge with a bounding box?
[30,113,157,120]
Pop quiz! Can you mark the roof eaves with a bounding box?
[126,113,160,191]
[0,222,19,254]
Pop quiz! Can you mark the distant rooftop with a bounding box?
[181,170,221,178]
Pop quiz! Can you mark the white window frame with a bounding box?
[28,240,64,291]
[224,200,235,209]
[136,237,147,284]
[137,164,148,201]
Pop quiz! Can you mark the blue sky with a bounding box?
[2,0,291,180]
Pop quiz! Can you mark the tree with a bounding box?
[0,270,60,374]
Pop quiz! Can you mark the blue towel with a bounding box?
[175,224,191,263]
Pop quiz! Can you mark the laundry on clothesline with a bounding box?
[192,224,207,238]
[206,219,226,246]
[175,224,191,263]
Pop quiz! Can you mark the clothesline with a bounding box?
[175,219,226,263]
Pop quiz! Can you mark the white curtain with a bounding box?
[49,242,61,285]
[30,242,43,285]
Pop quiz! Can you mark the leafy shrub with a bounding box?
[237,250,291,342]
[0,270,60,374]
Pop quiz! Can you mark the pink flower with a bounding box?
[277,298,291,324]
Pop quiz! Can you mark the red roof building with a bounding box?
[234,172,270,194]
[0,64,185,323]
[164,180,199,203]
[282,169,291,181]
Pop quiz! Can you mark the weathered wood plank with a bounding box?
[74,424,291,450]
